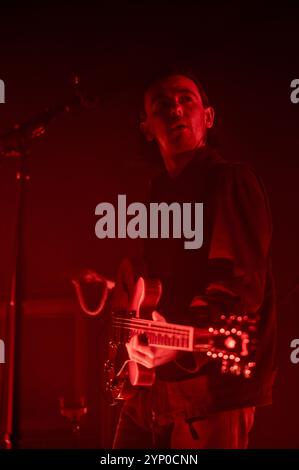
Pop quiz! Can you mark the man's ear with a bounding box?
[140,120,155,142]
[204,106,215,129]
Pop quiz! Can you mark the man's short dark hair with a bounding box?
[140,65,211,119]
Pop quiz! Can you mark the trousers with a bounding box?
[113,398,256,449]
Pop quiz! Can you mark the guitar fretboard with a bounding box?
[112,317,194,351]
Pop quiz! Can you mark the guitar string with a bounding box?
[112,325,190,342]
[112,326,191,348]
[111,317,193,332]
[111,319,192,336]
[112,326,191,345]
[112,319,215,338]
[112,319,242,343]
[111,321,244,354]
[111,321,241,354]
[112,319,241,340]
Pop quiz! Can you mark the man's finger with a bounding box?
[152,310,166,322]
[126,339,155,359]
[129,335,155,358]
[129,350,155,368]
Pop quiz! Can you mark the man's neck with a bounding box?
[162,146,206,178]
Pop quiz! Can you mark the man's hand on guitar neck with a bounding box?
[125,311,178,368]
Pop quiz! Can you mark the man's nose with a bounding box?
[169,100,183,117]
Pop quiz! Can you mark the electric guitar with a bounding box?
[104,275,257,405]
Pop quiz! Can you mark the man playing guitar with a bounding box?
[111,68,277,449]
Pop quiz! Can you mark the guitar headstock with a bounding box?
[194,313,258,378]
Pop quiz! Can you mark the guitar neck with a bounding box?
[112,317,211,352]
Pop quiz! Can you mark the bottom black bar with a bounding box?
[0,449,299,467]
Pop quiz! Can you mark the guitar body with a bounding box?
[126,275,162,387]
[128,361,155,387]
[104,258,255,405]
[105,259,162,403]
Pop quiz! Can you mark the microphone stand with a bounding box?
[0,76,96,448]
[2,139,29,449]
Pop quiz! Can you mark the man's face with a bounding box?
[142,75,214,160]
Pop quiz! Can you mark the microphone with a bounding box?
[0,74,98,158]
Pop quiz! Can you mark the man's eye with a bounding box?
[159,99,172,108]
[153,100,171,112]
[180,94,193,103]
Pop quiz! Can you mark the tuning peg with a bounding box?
[224,336,236,349]
[243,362,256,378]
[221,359,229,373]
[230,364,241,375]
[243,367,252,378]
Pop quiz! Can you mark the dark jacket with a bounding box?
[138,145,277,424]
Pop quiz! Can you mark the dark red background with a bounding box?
[0,3,298,448]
